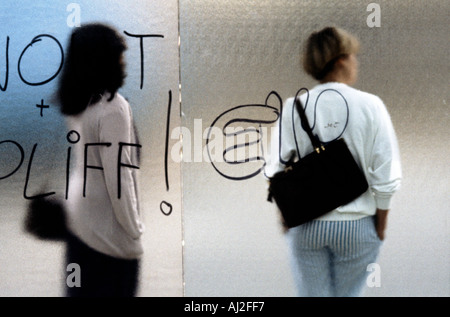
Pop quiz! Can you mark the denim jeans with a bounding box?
[286,216,383,297]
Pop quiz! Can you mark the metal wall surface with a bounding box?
[1,0,448,297]
[179,0,449,296]
[0,0,182,296]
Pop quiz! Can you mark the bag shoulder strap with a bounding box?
[294,94,324,153]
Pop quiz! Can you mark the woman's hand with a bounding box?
[375,209,389,240]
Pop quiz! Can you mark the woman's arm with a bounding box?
[99,100,144,239]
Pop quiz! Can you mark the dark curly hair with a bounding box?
[57,23,127,115]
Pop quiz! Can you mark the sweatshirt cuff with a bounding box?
[375,195,392,210]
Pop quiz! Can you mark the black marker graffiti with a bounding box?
[204,88,351,181]
[0,34,64,92]
[296,88,349,145]
[18,34,64,86]
[206,91,281,181]
[161,90,173,216]
[0,36,9,91]
[123,31,164,90]
[0,140,24,180]
[164,90,172,191]
[36,99,49,117]
[160,201,173,216]
[1,29,175,220]
[83,143,112,197]
[0,136,141,201]
[23,143,56,200]
[118,142,142,199]
[277,87,350,165]
[0,141,55,200]
[65,130,80,200]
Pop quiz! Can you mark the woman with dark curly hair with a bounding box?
[58,23,144,297]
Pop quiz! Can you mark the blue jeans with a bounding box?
[286,216,383,297]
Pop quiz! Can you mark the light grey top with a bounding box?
[265,82,402,221]
[65,93,145,259]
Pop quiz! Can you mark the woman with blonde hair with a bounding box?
[265,27,402,297]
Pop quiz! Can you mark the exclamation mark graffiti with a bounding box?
[160,90,173,216]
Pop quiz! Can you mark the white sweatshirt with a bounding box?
[65,93,145,259]
[265,82,402,221]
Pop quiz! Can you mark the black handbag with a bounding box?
[23,195,68,241]
[267,91,368,228]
